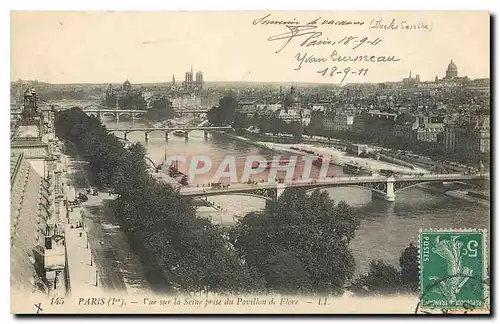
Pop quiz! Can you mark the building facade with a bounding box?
[443,116,490,156]
[321,113,354,132]
[11,89,67,296]
[415,122,444,143]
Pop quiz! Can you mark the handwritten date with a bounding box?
[267,25,382,53]
[317,66,369,83]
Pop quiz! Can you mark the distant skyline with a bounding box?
[11,11,490,84]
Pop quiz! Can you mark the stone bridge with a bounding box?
[108,126,232,142]
[46,100,103,111]
[84,109,146,121]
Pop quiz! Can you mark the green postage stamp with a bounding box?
[419,229,489,311]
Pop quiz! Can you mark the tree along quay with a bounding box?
[54,108,257,294]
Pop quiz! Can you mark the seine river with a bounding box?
[106,120,490,275]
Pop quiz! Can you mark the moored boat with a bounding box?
[342,163,362,175]
[252,159,292,169]
[173,130,187,137]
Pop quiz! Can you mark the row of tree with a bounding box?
[55,107,255,293]
[208,97,304,138]
[55,107,419,294]
[351,243,418,295]
[207,96,238,126]
[145,96,175,121]
[305,126,488,167]
[233,112,303,137]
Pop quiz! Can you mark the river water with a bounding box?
[106,120,490,275]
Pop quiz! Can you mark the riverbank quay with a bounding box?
[64,207,103,294]
[62,155,104,295]
[62,150,151,293]
[247,132,428,171]
[235,130,477,174]
[221,131,277,152]
[220,131,426,175]
[240,130,354,150]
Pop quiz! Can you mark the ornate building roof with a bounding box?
[445,59,458,78]
[447,60,458,72]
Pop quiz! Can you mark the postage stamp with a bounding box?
[419,229,489,311]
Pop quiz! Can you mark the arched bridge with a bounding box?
[84,109,146,121]
[46,100,103,111]
[179,174,489,202]
[107,126,233,142]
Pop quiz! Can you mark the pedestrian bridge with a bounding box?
[179,173,489,202]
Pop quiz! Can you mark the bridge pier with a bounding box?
[384,179,395,202]
[165,132,169,142]
[144,132,149,143]
[368,177,396,202]
[204,130,208,139]
[124,132,128,141]
[184,132,189,140]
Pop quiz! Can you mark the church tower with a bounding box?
[171,74,177,91]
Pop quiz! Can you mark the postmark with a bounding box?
[418,229,489,313]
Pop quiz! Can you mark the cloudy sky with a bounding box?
[11,11,489,84]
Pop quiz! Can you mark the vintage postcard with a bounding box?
[10,11,490,314]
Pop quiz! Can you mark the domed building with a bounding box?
[123,80,132,91]
[445,59,458,79]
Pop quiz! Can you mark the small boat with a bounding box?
[173,130,187,137]
[379,169,397,177]
[264,160,291,169]
[342,163,362,175]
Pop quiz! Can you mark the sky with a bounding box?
[11,11,490,84]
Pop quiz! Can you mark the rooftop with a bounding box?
[11,155,47,292]
[16,125,41,138]
[10,154,22,184]
[45,244,66,271]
